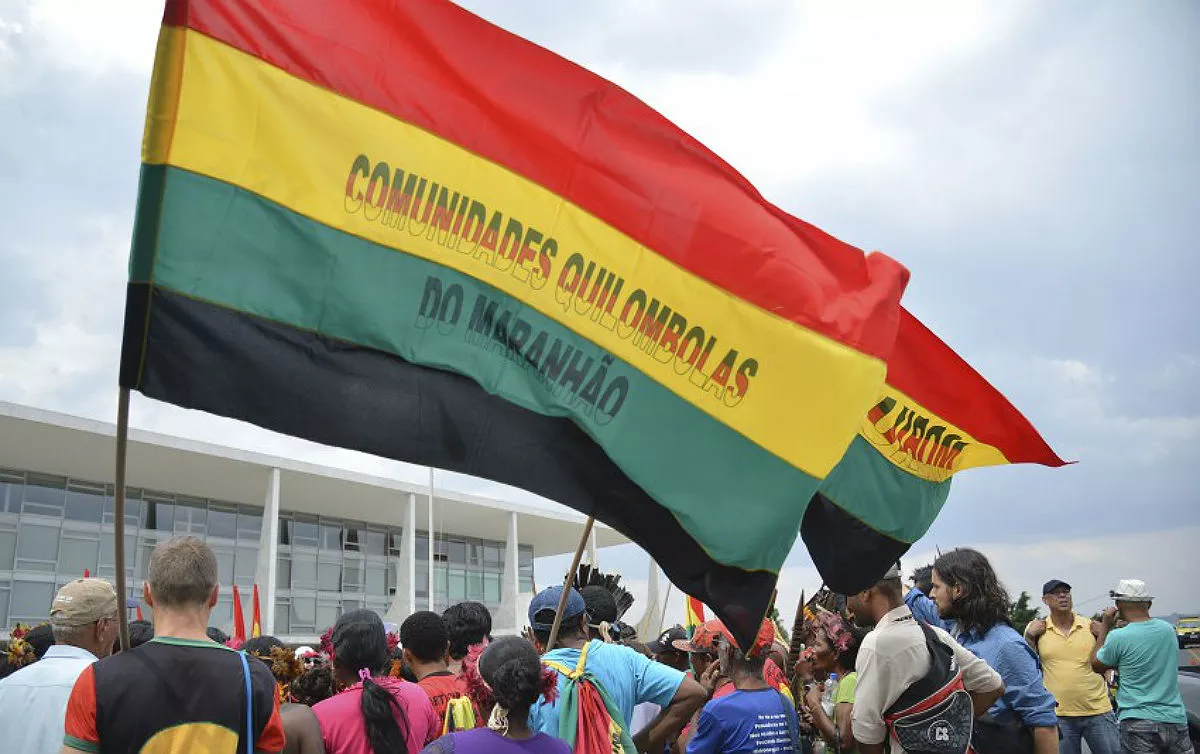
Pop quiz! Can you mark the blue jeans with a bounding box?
[1059,712,1120,754]
[1118,719,1195,754]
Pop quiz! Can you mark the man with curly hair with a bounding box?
[931,548,1058,754]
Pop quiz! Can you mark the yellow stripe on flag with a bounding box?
[144,27,886,479]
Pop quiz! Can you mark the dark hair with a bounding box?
[478,636,548,718]
[581,586,618,625]
[26,624,55,659]
[933,548,1012,636]
[725,638,767,676]
[206,626,230,645]
[291,664,335,707]
[912,565,934,596]
[333,610,408,754]
[400,611,449,663]
[129,620,155,648]
[243,635,285,658]
[816,618,867,672]
[442,602,492,660]
[876,577,904,602]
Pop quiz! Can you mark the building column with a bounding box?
[495,512,520,631]
[427,488,435,610]
[255,467,281,634]
[385,492,417,624]
[588,527,598,570]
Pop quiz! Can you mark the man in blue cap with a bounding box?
[527,585,705,752]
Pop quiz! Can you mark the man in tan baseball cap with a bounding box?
[0,578,119,754]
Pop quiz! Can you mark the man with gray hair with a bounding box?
[60,536,284,754]
[0,577,119,754]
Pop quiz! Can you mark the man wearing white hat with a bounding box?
[1090,579,1192,753]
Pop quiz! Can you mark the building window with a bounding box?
[237,508,262,543]
[60,534,100,577]
[448,568,466,602]
[365,529,386,557]
[319,521,341,551]
[146,495,175,532]
[0,470,24,513]
[484,572,501,604]
[16,522,60,571]
[292,553,318,590]
[343,558,365,593]
[291,594,317,633]
[318,559,341,592]
[64,483,106,523]
[447,539,467,565]
[274,597,291,634]
[317,599,340,631]
[22,474,65,517]
[277,554,292,590]
[10,580,54,624]
[207,505,238,541]
[290,515,319,548]
[173,497,207,535]
[234,546,258,586]
[484,545,502,568]
[0,526,16,571]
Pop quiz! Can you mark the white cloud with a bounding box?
[24,0,161,78]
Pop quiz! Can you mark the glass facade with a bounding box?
[0,467,534,636]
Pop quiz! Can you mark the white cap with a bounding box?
[294,645,317,658]
[1110,579,1153,602]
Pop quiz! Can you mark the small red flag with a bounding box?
[231,584,246,643]
[136,605,143,621]
[251,584,262,638]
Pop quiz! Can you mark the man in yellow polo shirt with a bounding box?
[1025,579,1119,754]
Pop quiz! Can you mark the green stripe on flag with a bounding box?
[137,165,838,571]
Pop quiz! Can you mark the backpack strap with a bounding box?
[238,651,254,754]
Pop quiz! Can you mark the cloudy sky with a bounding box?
[1,1,1196,623]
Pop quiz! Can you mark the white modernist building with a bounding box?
[0,402,626,642]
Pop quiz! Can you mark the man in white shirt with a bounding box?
[848,563,1005,754]
[0,578,119,754]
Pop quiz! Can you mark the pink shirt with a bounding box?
[313,676,440,754]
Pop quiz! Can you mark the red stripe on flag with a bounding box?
[163,0,907,359]
[889,310,1066,467]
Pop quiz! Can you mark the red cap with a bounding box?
[673,618,774,656]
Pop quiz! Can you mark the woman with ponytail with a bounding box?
[421,636,569,754]
[314,609,440,754]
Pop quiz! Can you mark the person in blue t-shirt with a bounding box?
[687,618,800,754]
[1091,579,1193,754]
[527,585,705,752]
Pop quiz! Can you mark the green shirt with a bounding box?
[1096,619,1186,724]
[834,672,858,705]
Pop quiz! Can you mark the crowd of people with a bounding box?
[0,536,1191,754]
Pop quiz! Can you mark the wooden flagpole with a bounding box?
[544,516,595,651]
[113,388,132,651]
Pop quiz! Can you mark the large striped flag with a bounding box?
[803,309,1066,592]
[119,0,911,649]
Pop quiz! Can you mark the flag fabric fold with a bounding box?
[120,0,913,650]
[803,309,1066,593]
